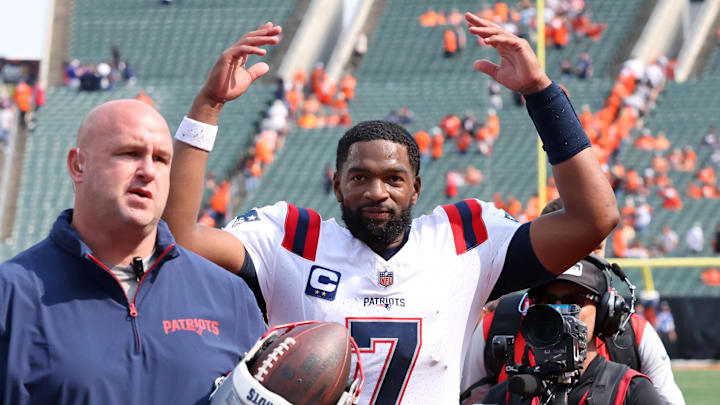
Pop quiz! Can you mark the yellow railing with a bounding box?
[609,257,720,292]
[536,0,548,207]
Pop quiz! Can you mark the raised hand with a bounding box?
[465,12,551,95]
[190,23,282,124]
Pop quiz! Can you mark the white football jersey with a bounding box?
[224,199,521,404]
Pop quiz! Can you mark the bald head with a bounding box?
[77,99,170,149]
[68,98,174,253]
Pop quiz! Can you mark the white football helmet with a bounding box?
[209,321,364,405]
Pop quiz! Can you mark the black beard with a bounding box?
[341,200,413,251]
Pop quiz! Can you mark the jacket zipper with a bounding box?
[87,244,174,354]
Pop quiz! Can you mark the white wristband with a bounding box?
[174,116,218,152]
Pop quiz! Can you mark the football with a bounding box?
[247,322,353,405]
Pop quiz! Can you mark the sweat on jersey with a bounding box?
[224,199,555,404]
[0,209,265,405]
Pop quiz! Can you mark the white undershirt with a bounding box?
[107,250,157,300]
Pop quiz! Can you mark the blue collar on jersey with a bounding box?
[377,226,411,261]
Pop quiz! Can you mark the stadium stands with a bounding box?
[0,0,295,256]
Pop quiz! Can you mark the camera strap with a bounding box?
[483,292,527,383]
[585,359,630,405]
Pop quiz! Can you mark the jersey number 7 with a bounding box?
[346,318,422,405]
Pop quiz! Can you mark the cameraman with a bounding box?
[480,264,661,405]
[461,200,684,404]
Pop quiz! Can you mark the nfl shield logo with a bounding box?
[378,271,394,288]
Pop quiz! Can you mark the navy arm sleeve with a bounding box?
[236,249,268,324]
[489,223,556,301]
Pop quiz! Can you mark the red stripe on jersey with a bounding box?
[441,203,467,255]
[465,199,489,247]
[282,203,300,253]
[303,208,321,261]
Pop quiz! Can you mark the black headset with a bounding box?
[584,253,636,338]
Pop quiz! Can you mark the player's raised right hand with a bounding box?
[190,23,281,124]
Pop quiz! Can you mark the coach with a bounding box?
[0,100,265,404]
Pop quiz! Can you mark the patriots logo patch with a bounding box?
[229,209,260,227]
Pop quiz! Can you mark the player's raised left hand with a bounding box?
[190,23,281,124]
[200,22,282,103]
[466,12,551,95]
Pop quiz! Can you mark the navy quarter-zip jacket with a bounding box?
[0,209,265,405]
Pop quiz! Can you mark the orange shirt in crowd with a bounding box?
[315,75,336,105]
[310,65,325,91]
[456,131,472,153]
[479,7,494,21]
[493,192,504,210]
[592,145,609,165]
[475,127,491,142]
[620,204,635,218]
[551,19,569,47]
[250,158,263,178]
[286,87,303,115]
[431,134,444,159]
[326,112,339,128]
[444,29,458,53]
[303,96,321,114]
[612,223,635,258]
[651,155,668,174]
[683,148,698,171]
[298,113,317,129]
[415,130,431,155]
[440,114,461,138]
[448,10,463,26]
[654,133,670,150]
[255,139,273,164]
[209,181,231,216]
[466,165,483,186]
[506,198,522,218]
[634,133,655,150]
[698,166,716,185]
[687,182,702,199]
[494,2,509,22]
[419,9,444,27]
[293,70,307,88]
[339,109,352,127]
[198,211,216,228]
[660,187,682,210]
[14,82,32,112]
[524,195,540,222]
[626,170,641,192]
[485,113,500,137]
[332,94,347,110]
[340,75,356,100]
[579,108,594,129]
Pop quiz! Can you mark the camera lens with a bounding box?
[521,305,564,348]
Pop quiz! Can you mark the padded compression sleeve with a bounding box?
[525,82,591,165]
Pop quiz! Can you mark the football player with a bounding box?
[164,15,619,404]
